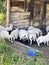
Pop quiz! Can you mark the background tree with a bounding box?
[0,0,6,13]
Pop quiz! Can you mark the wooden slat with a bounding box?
[10,11,29,28]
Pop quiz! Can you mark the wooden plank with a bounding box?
[6,0,11,26]
[24,0,27,11]
[10,10,29,27]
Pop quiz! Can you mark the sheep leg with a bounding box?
[30,38,32,45]
[8,36,11,42]
[12,36,15,41]
[47,41,49,46]
[44,42,46,45]
[3,38,5,42]
[9,38,11,42]
[34,38,36,42]
[28,39,30,44]
[36,34,38,38]
[38,43,40,46]
[10,37,13,43]
[39,32,42,36]
[19,37,22,40]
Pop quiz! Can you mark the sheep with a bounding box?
[46,26,49,33]
[0,25,5,32]
[28,29,37,45]
[28,26,35,30]
[32,29,40,37]
[36,34,49,46]
[28,34,37,45]
[0,30,10,42]
[10,28,19,42]
[34,28,42,36]
[28,26,42,37]
[19,29,28,41]
[0,24,13,32]
[46,32,49,46]
[5,24,13,32]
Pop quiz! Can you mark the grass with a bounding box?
[0,40,48,65]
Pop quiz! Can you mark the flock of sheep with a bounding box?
[0,24,49,46]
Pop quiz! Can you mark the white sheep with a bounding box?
[36,34,49,46]
[0,30,10,41]
[46,32,49,45]
[5,24,13,31]
[28,29,37,45]
[0,25,5,32]
[10,28,19,42]
[46,26,49,33]
[28,34,37,45]
[28,26,42,37]
[28,26,35,30]
[34,28,42,36]
[19,29,28,41]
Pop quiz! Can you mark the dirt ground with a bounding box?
[30,43,49,63]
[7,40,49,64]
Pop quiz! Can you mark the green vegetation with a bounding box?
[0,0,6,26]
[0,40,48,65]
[0,13,6,26]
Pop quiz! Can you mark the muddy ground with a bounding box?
[7,40,49,64]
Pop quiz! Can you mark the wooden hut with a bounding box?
[6,0,49,28]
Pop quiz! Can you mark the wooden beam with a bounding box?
[24,0,27,11]
[41,2,46,23]
[6,0,11,26]
[29,0,34,26]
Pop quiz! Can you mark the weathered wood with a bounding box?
[6,0,11,26]
[10,11,29,27]
[6,0,49,27]
[11,6,24,12]
[11,1,24,6]
[24,0,27,11]
[41,1,46,23]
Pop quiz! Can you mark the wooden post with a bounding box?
[24,0,27,11]
[6,0,11,26]
[41,1,46,24]
[29,0,34,26]
[41,1,46,35]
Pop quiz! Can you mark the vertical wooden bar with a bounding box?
[29,0,34,26]
[24,0,27,11]
[41,1,46,35]
[40,1,44,23]
[6,0,11,26]
[41,1,46,24]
